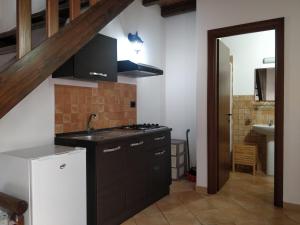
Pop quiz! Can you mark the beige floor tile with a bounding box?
[134,213,169,225]
[121,218,137,225]
[265,215,300,225]
[184,198,216,214]
[140,204,163,216]
[164,212,202,225]
[195,208,237,224]
[156,195,190,215]
[124,172,300,225]
[284,210,300,224]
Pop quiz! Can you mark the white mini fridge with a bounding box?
[0,145,86,225]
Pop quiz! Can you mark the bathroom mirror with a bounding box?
[255,68,275,101]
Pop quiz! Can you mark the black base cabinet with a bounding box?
[55,129,171,225]
[96,141,127,225]
[96,131,171,225]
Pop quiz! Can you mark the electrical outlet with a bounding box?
[130,101,136,108]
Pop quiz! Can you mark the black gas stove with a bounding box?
[121,124,163,131]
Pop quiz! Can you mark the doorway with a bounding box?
[207,18,284,207]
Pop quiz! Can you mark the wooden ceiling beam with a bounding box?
[161,0,196,17]
[143,0,159,7]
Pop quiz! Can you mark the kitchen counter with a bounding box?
[55,126,172,144]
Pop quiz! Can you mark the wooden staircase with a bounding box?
[0,0,133,119]
[0,0,90,54]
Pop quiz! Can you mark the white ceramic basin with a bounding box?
[252,124,275,176]
[252,124,275,136]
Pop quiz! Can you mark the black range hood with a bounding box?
[118,60,163,78]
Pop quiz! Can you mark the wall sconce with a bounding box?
[128,32,144,54]
[263,57,275,64]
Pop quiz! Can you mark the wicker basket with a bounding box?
[233,144,257,175]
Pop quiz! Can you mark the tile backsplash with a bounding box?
[55,82,136,134]
[232,95,275,172]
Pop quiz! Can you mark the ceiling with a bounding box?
[143,0,196,17]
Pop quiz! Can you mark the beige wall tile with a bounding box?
[55,82,137,133]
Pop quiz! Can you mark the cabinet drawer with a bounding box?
[171,153,185,168]
[127,137,147,151]
[171,142,185,156]
[148,132,170,148]
[172,165,185,180]
[97,142,124,154]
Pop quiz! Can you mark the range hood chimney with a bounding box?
[117,60,163,78]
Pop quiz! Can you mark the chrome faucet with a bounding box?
[269,120,274,126]
[87,113,97,133]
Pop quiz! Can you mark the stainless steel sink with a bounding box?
[68,129,137,140]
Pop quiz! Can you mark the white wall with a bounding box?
[196,0,300,204]
[0,79,54,152]
[222,30,275,96]
[100,1,166,124]
[0,0,16,32]
[165,12,197,166]
[0,0,46,32]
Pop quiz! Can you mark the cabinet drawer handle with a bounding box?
[103,146,121,153]
[130,141,144,147]
[154,136,165,141]
[60,164,66,169]
[90,72,108,77]
[155,150,166,156]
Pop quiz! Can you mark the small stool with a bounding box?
[233,144,257,176]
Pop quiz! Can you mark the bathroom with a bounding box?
[221,30,276,178]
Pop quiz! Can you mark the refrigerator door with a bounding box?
[31,149,86,225]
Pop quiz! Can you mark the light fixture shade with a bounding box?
[263,57,275,64]
[128,32,144,53]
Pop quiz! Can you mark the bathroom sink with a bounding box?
[252,124,275,176]
[252,124,275,136]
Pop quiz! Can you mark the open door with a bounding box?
[217,39,231,190]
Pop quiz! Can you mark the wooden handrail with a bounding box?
[0,0,133,119]
[0,192,28,215]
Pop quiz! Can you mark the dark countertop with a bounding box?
[55,126,172,145]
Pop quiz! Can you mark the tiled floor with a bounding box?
[121,172,300,225]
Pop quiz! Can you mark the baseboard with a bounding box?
[284,202,300,211]
[195,186,207,194]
